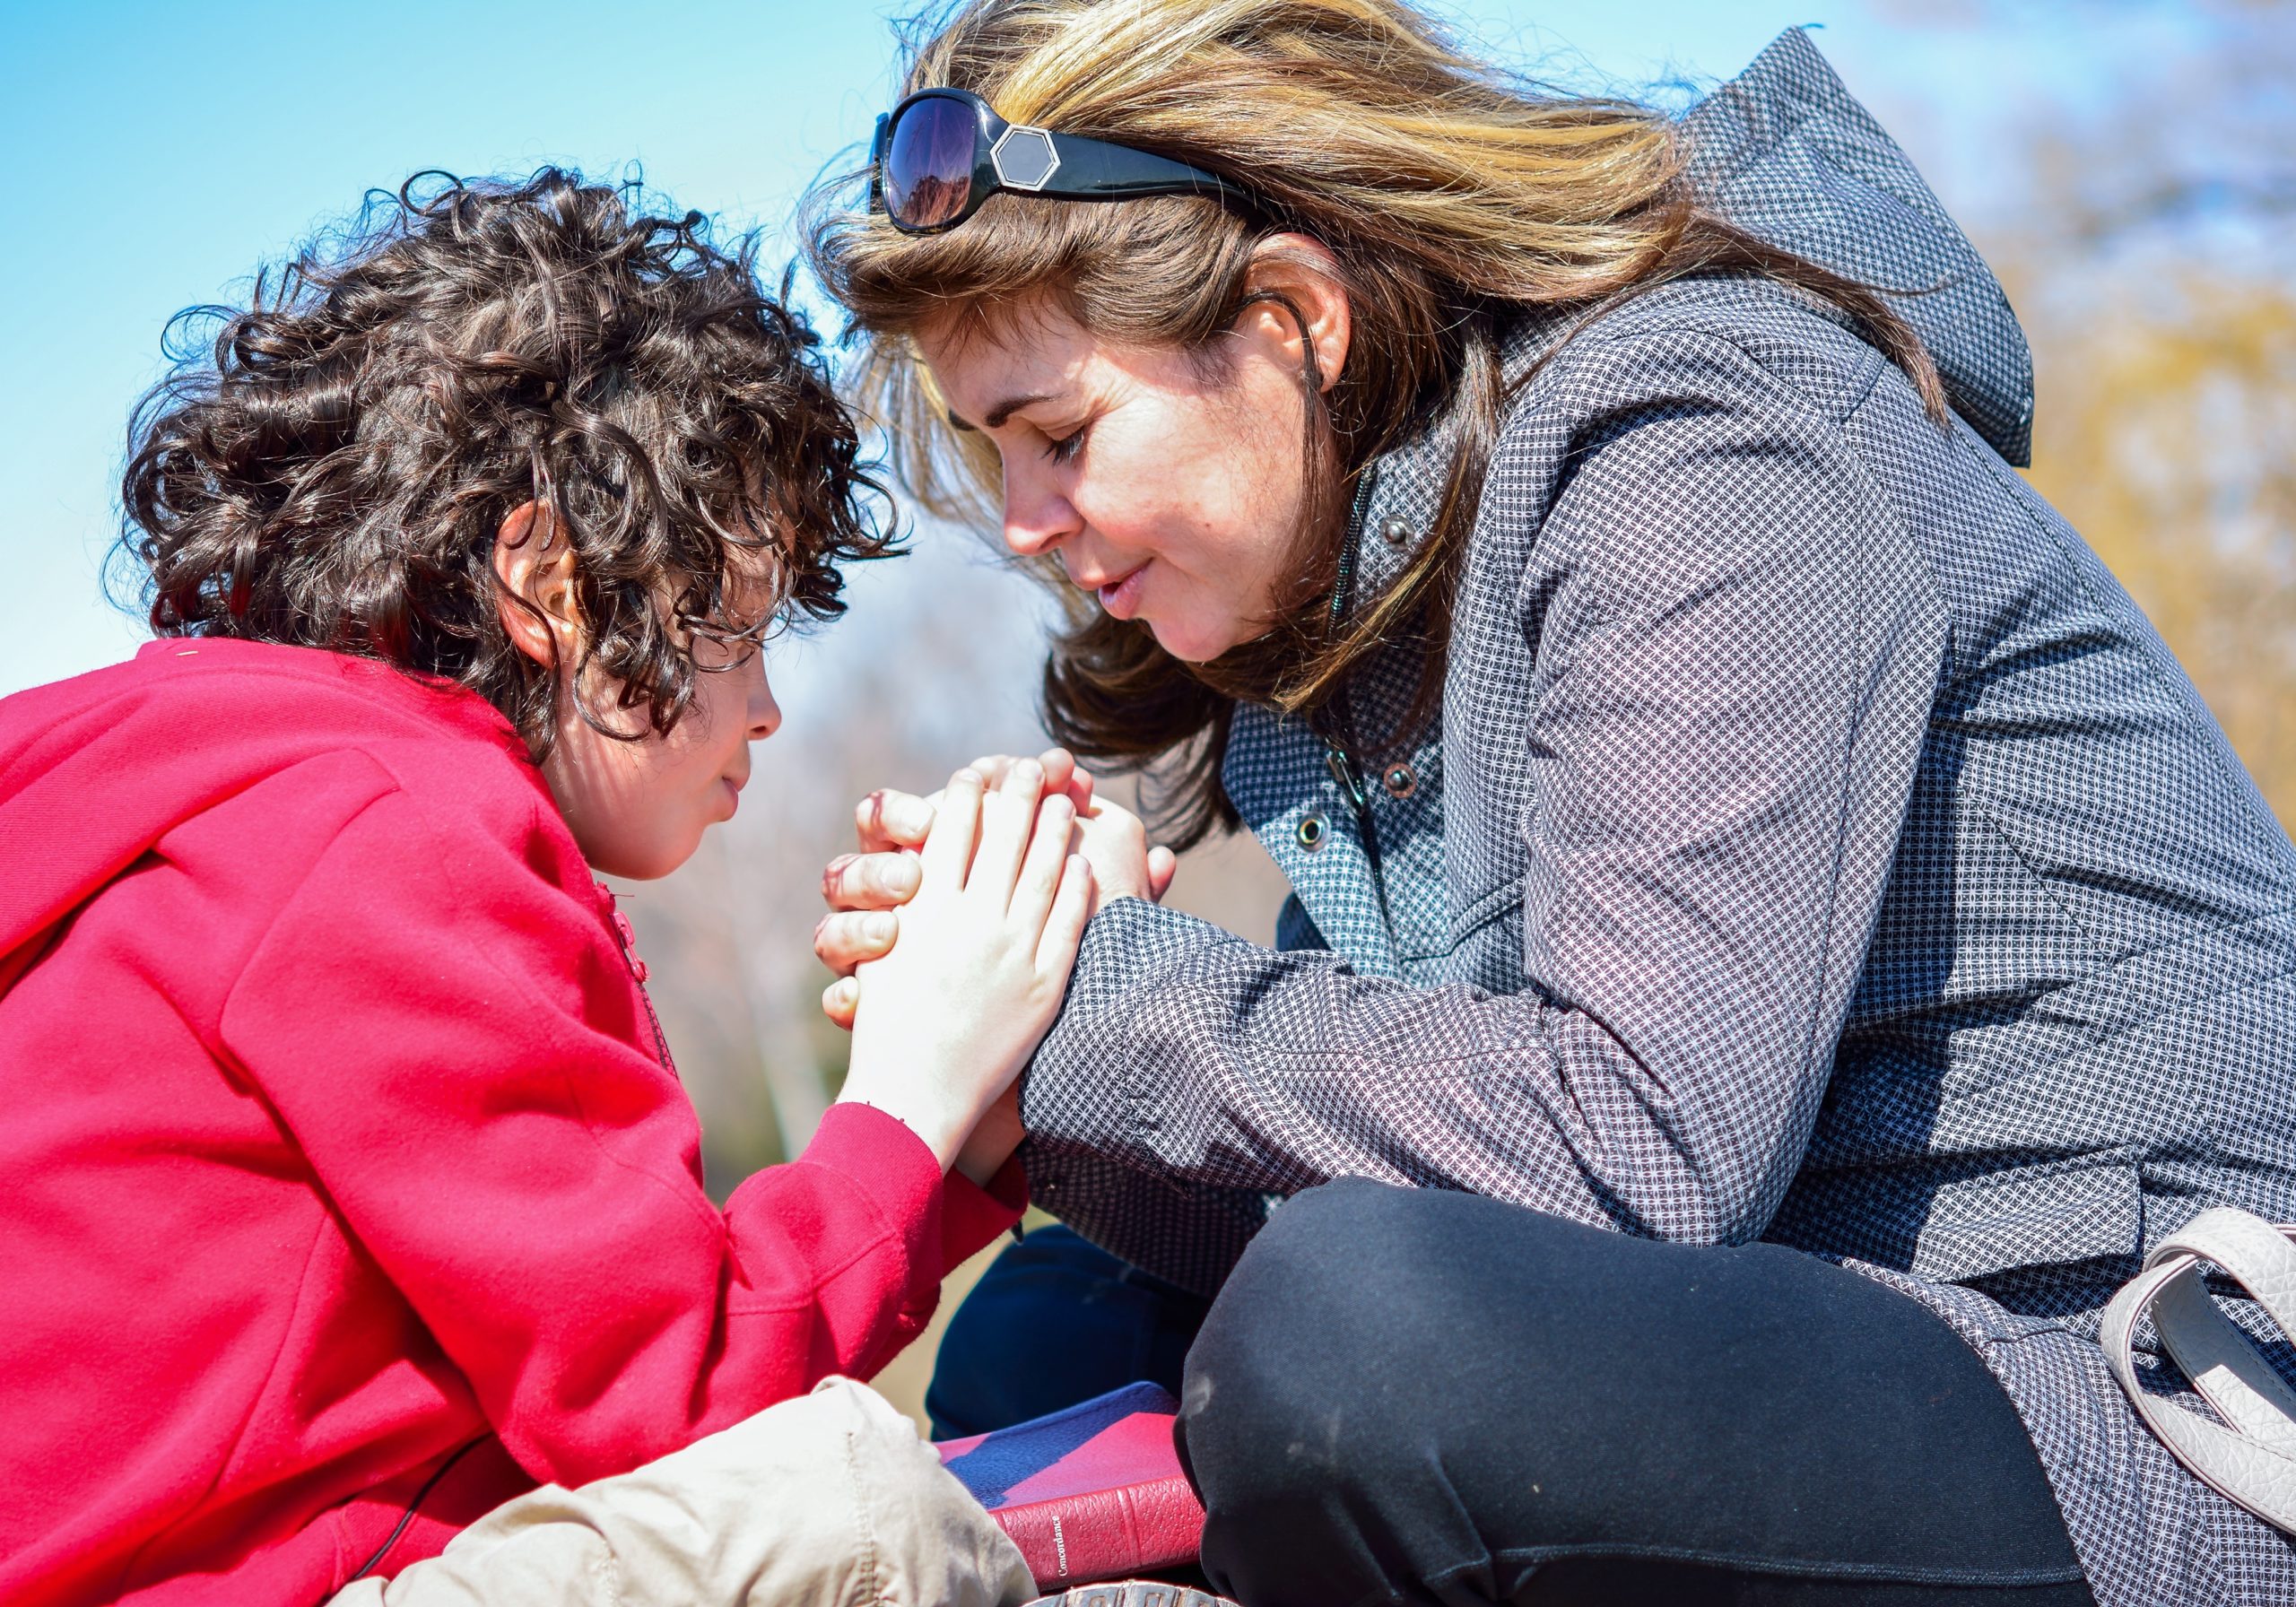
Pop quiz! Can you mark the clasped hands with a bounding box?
[815,748,1178,1011]
[815,749,1178,1179]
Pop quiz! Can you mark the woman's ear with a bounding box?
[1235,233,1353,395]
[492,500,581,669]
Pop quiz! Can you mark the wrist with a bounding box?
[953,1111,1024,1186]
[952,1140,1018,1188]
[1089,880,1150,914]
[831,1082,968,1173]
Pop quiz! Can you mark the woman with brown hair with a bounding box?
[807,4,2296,1603]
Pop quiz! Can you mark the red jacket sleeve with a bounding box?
[216,777,1017,1486]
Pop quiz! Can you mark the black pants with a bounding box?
[1175,1179,2094,1607]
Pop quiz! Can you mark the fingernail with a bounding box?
[892,798,932,835]
[888,856,920,891]
[954,768,981,785]
[1014,759,1041,786]
[1045,793,1074,820]
[864,911,896,942]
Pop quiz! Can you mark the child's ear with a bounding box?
[493,501,580,668]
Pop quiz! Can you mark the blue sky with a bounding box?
[0,0,2202,698]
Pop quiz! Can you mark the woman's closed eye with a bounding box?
[1042,421,1090,465]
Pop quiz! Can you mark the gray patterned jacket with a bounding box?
[1017,30,2296,1606]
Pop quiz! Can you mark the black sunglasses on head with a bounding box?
[870,86,1246,234]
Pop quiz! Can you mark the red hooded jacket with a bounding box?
[0,639,1022,1607]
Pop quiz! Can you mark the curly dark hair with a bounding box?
[115,167,894,751]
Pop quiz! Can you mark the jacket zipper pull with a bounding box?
[1326,743,1370,821]
[598,882,673,1072]
[1318,466,1381,856]
[1326,741,1386,874]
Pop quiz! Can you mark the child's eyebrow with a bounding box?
[946,390,1055,433]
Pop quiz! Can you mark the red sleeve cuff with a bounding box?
[789,1101,946,1317]
[940,1152,1028,1273]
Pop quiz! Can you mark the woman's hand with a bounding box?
[816,747,1176,1029]
[835,760,1092,1172]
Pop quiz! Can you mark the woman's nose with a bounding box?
[1002,466,1081,560]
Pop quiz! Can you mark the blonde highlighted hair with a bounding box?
[807,0,1944,845]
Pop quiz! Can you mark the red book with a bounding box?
[936,1383,1205,1589]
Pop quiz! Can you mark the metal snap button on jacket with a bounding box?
[1382,761,1419,799]
[1296,812,1327,851]
[1380,517,1414,548]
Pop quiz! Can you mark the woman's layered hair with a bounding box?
[809,0,1944,844]
[121,168,891,755]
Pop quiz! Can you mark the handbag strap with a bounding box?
[2100,1207,2296,1532]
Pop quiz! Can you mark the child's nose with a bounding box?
[750,665,782,742]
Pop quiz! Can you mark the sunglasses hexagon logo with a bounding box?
[990,125,1061,192]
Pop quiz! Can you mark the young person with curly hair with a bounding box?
[0,169,1152,1607]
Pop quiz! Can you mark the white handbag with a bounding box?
[2100,1207,2296,1533]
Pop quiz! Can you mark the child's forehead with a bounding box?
[704,541,788,628]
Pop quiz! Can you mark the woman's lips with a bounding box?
[1095,562,1149,621]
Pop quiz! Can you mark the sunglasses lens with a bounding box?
[884,96,978,228]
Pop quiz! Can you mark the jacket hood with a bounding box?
[0,639,528,990]
[1683,28,2036,465]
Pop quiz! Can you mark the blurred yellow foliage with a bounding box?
[1974,0,2296,825]
[2010,275,2296,824]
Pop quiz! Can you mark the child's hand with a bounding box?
[815,753,1175,1029]
[821,748,1093,916]
[834,761,1093,1171]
